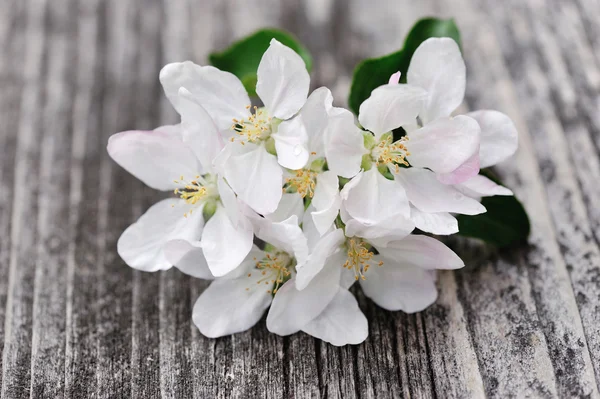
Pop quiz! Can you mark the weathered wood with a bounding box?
[1,0,600,398]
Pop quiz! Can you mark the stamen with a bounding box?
[230,105,272,145]
[173,174,214,217]
[372,135,411,173]
[342,239,382,280]
[247,252,292,294]
[285,169,318,198]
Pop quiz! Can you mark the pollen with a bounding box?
[285,168,318,198]
[247,252,293,294]
[372,135,410,173]
[342,238,382,281]
[230,105,272,145]
[173,174,215,217]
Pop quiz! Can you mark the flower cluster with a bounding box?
[108,38,518,346]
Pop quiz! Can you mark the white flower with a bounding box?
[160,39,311,215]
[404,38,518,209]
[266,211,464,345]
[192,213,309,338]
[107,121,253,278]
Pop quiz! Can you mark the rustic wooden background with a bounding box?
[1,0,600,397]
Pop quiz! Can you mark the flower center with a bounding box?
[230,105,272,145]
[284,168,318,198]
[343,238,383,280]
[371,135,410,173]
[173,174,217,217]
[247,252,293,294]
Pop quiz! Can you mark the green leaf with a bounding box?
[456,171,530,247]
[348,18,461,115]
[209,29,312,96]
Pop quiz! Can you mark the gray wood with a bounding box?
[1,0,600,398]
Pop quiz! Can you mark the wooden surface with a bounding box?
[1,0,600,397]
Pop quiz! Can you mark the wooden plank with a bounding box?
[452,0,600,396]
[93,0,137,397]
[28,0,79,396]
[0,0,27,389]
[63,0,104,396]
[128,1,163,397]
[0,0,48,396]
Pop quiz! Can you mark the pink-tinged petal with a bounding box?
[394,168,486,215]
[160,62,250,131]
[360,255,438,312]
[358,84,426,139]
[107,126,199,191]
[377,235,464,270]
[256,39,310,120]
[467,110,518,168]
[407,38,466,123]
[456,175,513,198]
[436,152,480,185]
[117,199,204,272]
[201,205,253,277]
[388,71,401,85]
[406,115,480,174]
[220,143,283,215]
[301,288,368,346]
[410,206,458,236]
[324,108,366,178]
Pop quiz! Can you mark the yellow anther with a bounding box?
[343,238,382,281]
[372,135,410,169]
[231,105,271,144]
[285,169,318,198]
[246,251,292,294]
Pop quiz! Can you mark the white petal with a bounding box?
[252,215,309,266]
[192,277,272,338]
[256,39,310,120]
[436,152,480,185]
[302,206,327,251]
[467,110,518,168]
[217,177,241,226]
[117,199,203,271]
[407,115,480,174]
[266,192,304,223]
[311,171,341,235]
[456,174,513,197]
[407,37,466,123]
[201,205,253,277]
[377,235,464,270]
[220,143,283,215]
[324,108,366,178]
[266,260,341,336]
[272,116,309,170]
[360,257,438,312]
[272,87,333,169]
[344,214,414,247]
[163,239,213,279]
[178,88,224,173]
[159,62,250,131]
[410,206,458,235]
[296,228,345,290]
[342,167,410,223]
[394,167,486,215]
[302,288,367,346]
[358,84,426,138]
[107,127,199,191]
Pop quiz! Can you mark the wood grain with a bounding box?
[1,0,599,397]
